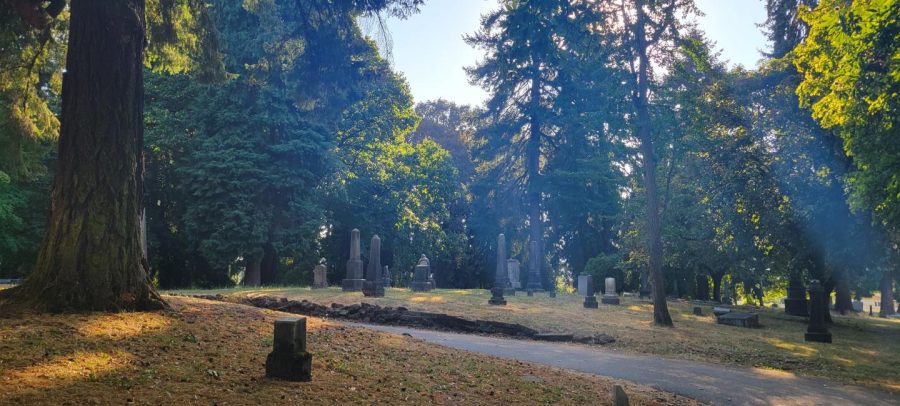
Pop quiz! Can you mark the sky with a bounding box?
[383,0,770,107]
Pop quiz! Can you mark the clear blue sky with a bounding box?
[383,0,769,107]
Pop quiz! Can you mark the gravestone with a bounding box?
[489,234,508,305]
[411,254,433,292]
[713,306,732,316]
[341,229,365,291]
[525,240,544,291]
[362,235,385,297]
[721,281,733,305]
[852,300,863,312]
[526,290,534,297]
[579,275,598,309]
[784,278,808,316]
[265,317,312,381]
[805,280,832,343]
[612,384,629,406]
[507,259,521,290]
[382,265,391,288]
[693,306,702,316]
[428,272,436,290]
[312,262,327,289]
[601,277,620,305]
[716,312,760,328]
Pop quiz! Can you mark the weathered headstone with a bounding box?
[721,281,733,305]
[382,265,391,288]
[411,254,433,292]
[526,289,534,297]
[507,259,521,290]
[428,272,436,290]
[312,261,327,289]
[489,234,508,305]
[784,277,808,316]
[805,280,832,343]
[265,317,312,381]
[612,384,629,406]
[579,275,598,309]
[362,235,385,297]
[525,240,544,291]
[852,300,863,312]
[716,312,760,328]
[341,229,365,291]
[601,277,620,305]
[693,306,702,316]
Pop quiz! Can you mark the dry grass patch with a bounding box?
[172,286,900,391]
[0,295,698,405]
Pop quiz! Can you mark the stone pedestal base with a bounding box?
[342,279,365,292]
[804,331,832,343]
[411,282,432,292]
[584,296,598,309]
[362,281,384,297]
[265,351,312,381]
[784,297,808,316]
[312,282,327,289]
[601,295,620,305]
[488,287,506,305]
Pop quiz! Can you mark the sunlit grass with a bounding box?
[170,286,900,391]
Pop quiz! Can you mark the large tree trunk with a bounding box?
[2,0,165,312]
[244,253,262,287]
[633,1,672,326]
[695,272,710,301]
[526,61,544,290]
[833,270,853,315]
[711,271,723,303]
[260,243,277,285]
[880,270,895,317]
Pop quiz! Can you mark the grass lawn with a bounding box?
[168,286,900,392]
[0,295,696,405]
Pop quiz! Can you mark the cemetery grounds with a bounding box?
[0,286,697,405]
[171,286,900,392]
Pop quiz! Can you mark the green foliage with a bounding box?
[794,0,900,240]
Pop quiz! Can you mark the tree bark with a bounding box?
[244,253,262,287]
[711,271,723,303]
[526,59,544,290]
[833,271,853,315]
[3,0,165,312]
[260,243,277,285]
[633,0,672,326]
[695,272,709,301]
[880,270,894,317]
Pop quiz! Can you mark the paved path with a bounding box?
[350,323,898,406]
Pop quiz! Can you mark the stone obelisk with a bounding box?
[341,229,365,291]
[362,235,385,297]
[488,234,508,305]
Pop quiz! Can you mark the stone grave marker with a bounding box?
[507,259,521,290]
[805,280,832,343]
[382,265,391,288]
[601,277,620,305]
[716,312,760,328]
[488,234,508,305]
[579,274,598,309]
[362,235,385,297]
[341,229,365,291]
[265,317,312,381]
[312,260,327,289]
[693,306,702,316]
[411,255,433,292]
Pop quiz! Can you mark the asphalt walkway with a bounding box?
[351,323,898,405]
